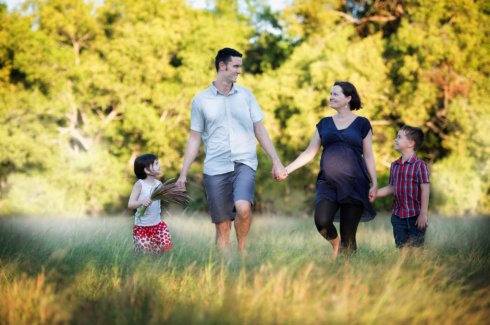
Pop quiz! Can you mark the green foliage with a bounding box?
[0,0,488,216]
[431,155,488,216]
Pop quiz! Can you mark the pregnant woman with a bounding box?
[282,81,377,258]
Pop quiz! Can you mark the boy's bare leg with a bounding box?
[215,221,232,256]
[234,200,252,255]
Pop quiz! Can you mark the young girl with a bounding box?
[128,153,173,254]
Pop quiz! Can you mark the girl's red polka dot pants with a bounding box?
[133,221,173,254]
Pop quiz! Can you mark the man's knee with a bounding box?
[216,221,231,235]
[235,200,252,218]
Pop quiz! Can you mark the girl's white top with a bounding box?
[134,179,162,226]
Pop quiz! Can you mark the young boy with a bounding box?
[377,125,430,248]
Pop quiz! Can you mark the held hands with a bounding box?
[140,199,152,207]
[275,168,288,181]
[176,175,187,191]
[271,161,288,181]
[368,185,377,203]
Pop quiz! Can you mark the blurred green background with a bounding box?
[0,0,488,217]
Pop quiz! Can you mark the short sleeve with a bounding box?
[360,117,373,139]
[190,98,204,132]
[417,161,430,184]
[388,163,395,185]
[248,92,265,123]
[316,118,327,139]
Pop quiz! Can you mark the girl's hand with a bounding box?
[368,186,377,203]
[141,199,152,207]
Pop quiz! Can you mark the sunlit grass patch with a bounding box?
[0,214,489,324]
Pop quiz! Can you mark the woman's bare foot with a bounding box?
[330,236,340,259]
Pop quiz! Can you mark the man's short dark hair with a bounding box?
[134,154,158,179]
[334,81,362,110]
[400,125,425,151]
[215,48,242,72]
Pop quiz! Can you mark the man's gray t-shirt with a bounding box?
[190,83,265,176]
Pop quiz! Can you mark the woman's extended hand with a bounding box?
[274,168,288,181]
[368,186,378,203]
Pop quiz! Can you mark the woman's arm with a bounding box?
[362,130,378,202]
[285,129,321,175]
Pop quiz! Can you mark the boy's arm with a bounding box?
[416,183,430,230]
[376,185,394,198]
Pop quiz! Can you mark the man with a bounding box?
[176,48,285,254]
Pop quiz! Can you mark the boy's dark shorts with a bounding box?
[203,163,256,224]
[391,215,426,248]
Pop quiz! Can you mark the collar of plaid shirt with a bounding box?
[394,152,417,165]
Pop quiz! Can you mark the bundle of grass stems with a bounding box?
[135,179,190,220]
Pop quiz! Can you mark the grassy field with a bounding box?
[0,213,489,325]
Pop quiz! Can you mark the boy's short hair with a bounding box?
[333,81,362,110]
[134,154,158,179]
[215,48,242,72]
[400,125,424,151]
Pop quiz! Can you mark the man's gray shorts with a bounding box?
[203,163,256,224]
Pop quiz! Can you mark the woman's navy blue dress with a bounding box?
[316,116,376,222]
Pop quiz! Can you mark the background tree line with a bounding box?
[0,0,488,217]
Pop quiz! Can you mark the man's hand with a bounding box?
[415,214,428,230]
[271,161,287,181]
[274,168,288,181]
[176,175,187,191]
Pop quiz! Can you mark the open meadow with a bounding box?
[0,214,489,325]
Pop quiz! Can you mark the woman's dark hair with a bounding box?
[134,154,158,179]
[334,81,362,110]
[215,47,242,72]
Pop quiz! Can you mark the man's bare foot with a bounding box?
[330,236,340,260]
[238,248,249,258]
[218,246,232,259]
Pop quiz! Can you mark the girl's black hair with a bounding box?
[334,81,362,110]
[134,154,158,179]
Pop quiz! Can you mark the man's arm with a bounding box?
[253,121,286,179]
[176,130,202,190]
[416,183,430,230]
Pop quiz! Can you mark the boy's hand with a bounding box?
[141,199,152,207]
[415,214,428,230]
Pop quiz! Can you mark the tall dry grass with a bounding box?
[0,214,489,324]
